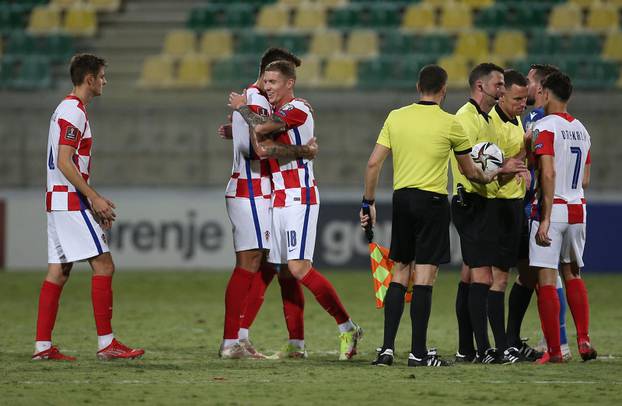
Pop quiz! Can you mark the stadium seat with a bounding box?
[321,56,357,88]
[415,33,454,58]
[401,4,436,31]
[13,56,52,89]
[138,56,175,88]
[211,56,258,88]
[603,31,622,61]
[568,0,599,8]
[366,3,401,28]
[163,30,196,58]
[328,5,359,28]
[461,0,494,8]
[492,30,526,61]
[175,54,211,88]
[51,0,81,9]
[548,4,582,33]
[236,31,269,57]
[586,4,620,32]
[296,56,321,87]
[47,34,74,63]
[256,4,290,32]
[454,31,489,62]
[5,32,36,56]
[200,30,233,59]
[440,3,472,32]
[293,4,326,31]
[345,29,379,59]
[309,30,343,57]
[438,55,469,88]
[27,6,61,35]
[87,0,121,12]
[63,6,97,37]
[316,0,346,6]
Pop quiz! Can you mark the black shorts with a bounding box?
[518,217,530,261]
[493,198,524,270]
[389,188,450,265]
[451,192,498,268]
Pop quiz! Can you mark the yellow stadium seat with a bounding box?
[51,0,82,9]
[568,0,600,8]
[461,0,494,8]
[163,30,196,58]
[438,55,469,89]
[316,0,346,6]
[138,56,175,88]
[279,0,303,5]
[401,4,436,31]
[296,57,321,87]
[321,56,357,88]
[346,29,378,59]
[603,31,622,61]
[175,54,211,88]
[587,4,620,32]
[492,30,526,61]
[256,4,290,32]
[440,3,472,32]
[309,30,343,57]
[199,30,233,59]
[548,4,582,32]
[423,0,454,6]
[87,0,121,12]
[454,31,489,62]
[28,6,62,35]
[293,4,326,31]
[64,6,97,37]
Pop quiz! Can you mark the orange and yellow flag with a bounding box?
[369,242,412,309]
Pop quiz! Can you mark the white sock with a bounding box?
[35,341,52,353]
[338,319,355,333]
[98,333,114,350]
[238,328,249,341]
[289,339,305,349]
[223,339,239,347]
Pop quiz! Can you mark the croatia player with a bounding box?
[229,60,363,360]
[33,54,144,361]
[220,49,316,359]
[530,71,597,363]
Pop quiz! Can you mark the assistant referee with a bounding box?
[360,65,519,367]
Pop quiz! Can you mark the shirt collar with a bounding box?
[468,98,490,122]
[417,101,437,106]
[495,104,519,126]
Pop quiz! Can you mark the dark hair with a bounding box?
[468,62,504,89]
[418,64,447,94]
[542,71,572,102]
[264,60,296,80]
[260,47,301,74]
[70,53,106,86]
[529,63,559,83]
[503,69,527,89]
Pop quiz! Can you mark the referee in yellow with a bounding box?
[360,65,525,367]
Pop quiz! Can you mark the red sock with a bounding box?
[223,267,255,339]
[538,285,561,357]
[278,276,305,339]
[35,280,63,341]
[565,278,590,343]
[300,268,349,324]
[240,264,276,330]
[92,275,113,336]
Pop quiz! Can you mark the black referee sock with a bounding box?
[488,290,507,353]
[506,282,534,348]
[456,281,475,356]
[468,282,491,356]
[382,282,407,351]
[410,285,433,359]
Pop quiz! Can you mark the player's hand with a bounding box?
[536,219,551,247]
[359,204,376,228]
[517,167,531,185]
[524,129,533,151]
[218,124,233,140]
[302,137,318,159]
[91,195,116,222]
[500,158,527,175]
[228,91,247,110]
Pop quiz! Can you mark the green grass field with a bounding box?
[1,270,621,405]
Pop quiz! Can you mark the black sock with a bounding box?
[506,282,534,348]
[468,282,491,356]
[456,281,475,355]
[382,282,406,351]
[488,290,507,352]
[410,285,433,358]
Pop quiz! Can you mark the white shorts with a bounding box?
[226,197,271,252]
[268,204,319,264]
[47,210,110,263]
[528,220,586,269]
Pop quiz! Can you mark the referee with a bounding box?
[360,65,525,367]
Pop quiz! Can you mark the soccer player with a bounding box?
[360,65,526,367]
[33,54,144,361]
[229,60,363,361]
[220,49,314,359]
[529,71,597,363]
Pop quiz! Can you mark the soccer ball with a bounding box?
[470,142,504,176]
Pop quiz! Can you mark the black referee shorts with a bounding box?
[518,213,530,261]
[389,188,450,265]
[493,198,524,270]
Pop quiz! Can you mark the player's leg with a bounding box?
[455,263,475,361]
[557,272,571,359]
[507,258,541,361]
[470,265,494,362]
[489,267,510,360]
[275,265,306,358]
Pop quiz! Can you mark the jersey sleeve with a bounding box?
[586,149,591,164]
[57,108,86,149]
[376,113,392,149]
[247,91,271,117]
[449,118,471,154]
[455,111,479,145]
[274,102,308,129]
[533,128,555,156]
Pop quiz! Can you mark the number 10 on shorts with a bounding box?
[287,230,297,249]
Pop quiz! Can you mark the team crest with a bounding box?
[101,233,108,244]
[64,126,78,141]
[264,230,270,242]
[278,104,294,115]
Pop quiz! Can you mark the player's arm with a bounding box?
[249,127,318,160]
[57,145,116,228]
[456,153,526,184]
[583,163,591,189]
[360,143,390,228]
[536,155,555,246]
[228,92,286,139]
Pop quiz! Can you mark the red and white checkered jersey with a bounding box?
[225,85,272,200]
[531,112,591,224]
[45,95,93,211]
[269,98,319,208]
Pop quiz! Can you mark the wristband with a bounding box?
[362,197,375,205]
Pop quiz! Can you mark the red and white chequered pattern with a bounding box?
[531,112,591,224]
[268,99,319,208]
[46,95,92,211]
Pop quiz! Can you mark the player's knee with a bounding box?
[287,261,311,279]
[92,253,115,276]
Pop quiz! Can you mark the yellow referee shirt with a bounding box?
[490,104,527,199]
[450,99,500,198]
[376,101,472,195]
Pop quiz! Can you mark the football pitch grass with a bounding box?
[1,270,621,406]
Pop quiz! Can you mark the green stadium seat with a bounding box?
[0,4,28,34]
[236,32,308,58]
[0,56,18,89]
[381,31,454,59]
[414,33,454,58]
[475,3,550,30]
[225,4,256,28]
[328,5,359,28]
[46,34,74,63]
[6,32,37,56]
[13,56,52,90]
[365,3,401,28]
[212,56,260,88]
[187,5,255,30]
[236,32,269,57]
[358,55,434,89]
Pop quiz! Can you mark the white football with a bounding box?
[470,142,504,176]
